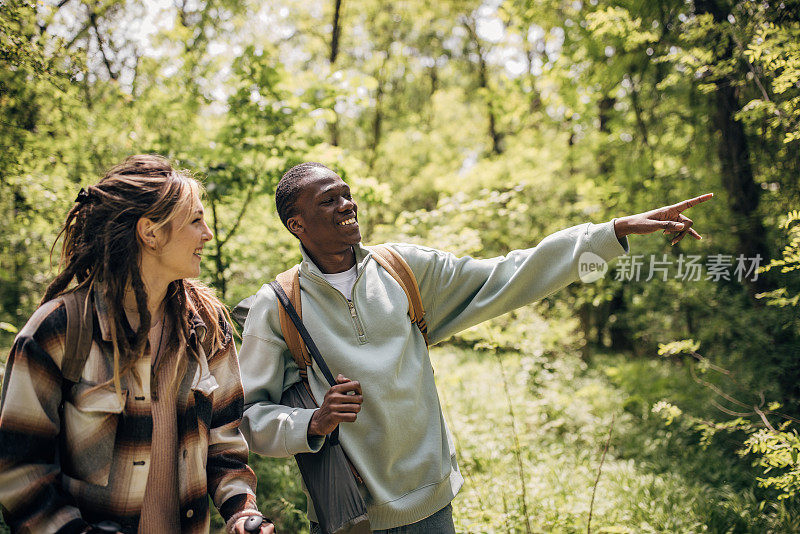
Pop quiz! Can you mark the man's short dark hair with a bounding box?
[275,162,333,230]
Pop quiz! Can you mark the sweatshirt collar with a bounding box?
[299,242,372,279]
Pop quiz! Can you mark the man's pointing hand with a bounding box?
[308,374,363,437]
[614,193,714,246]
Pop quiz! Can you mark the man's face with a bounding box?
[288,168,361,254]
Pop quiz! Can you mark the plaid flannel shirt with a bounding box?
[0,288,259,533]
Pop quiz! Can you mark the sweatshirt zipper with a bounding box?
[347,300,367,343]
[301,264,367,483]
[305,266,368,345]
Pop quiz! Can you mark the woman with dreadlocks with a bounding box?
[0,155,274,534]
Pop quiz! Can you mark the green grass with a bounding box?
[433,345,800,533]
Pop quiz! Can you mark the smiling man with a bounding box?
[237,162,712,533]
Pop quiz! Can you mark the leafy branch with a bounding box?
[656,339,800,499]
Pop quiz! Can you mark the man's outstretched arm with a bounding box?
[397,193,713,344]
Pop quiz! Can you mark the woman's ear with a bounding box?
[137,217,159,251]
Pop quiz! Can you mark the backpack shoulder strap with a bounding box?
[275,265,313,379]
[370,245,429,346]
[61,288,93,383]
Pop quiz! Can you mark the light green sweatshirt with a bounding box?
[238,220,628,529]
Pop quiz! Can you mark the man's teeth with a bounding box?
[339,218,356,226]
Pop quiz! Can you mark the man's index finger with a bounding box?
[675,193,713,212]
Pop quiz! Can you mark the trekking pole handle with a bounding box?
[89,521,123,533]
[243,515,266,533]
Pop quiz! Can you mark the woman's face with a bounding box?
[153,195,213,281]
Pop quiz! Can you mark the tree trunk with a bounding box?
[368,53,389,171]
[607,288,631,351]
[694,0,768,293]
[208,195,227,298]
[713,80,768,284]
[525,46,542,114]
[578,301,593,361]
[598,95,615,176]
[464,19,503,155]
[328,0,343,146]
[90,12,119,81]
[330,0,342,64]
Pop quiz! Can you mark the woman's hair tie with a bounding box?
[75,187,92,204]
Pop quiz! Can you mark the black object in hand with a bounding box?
[243,515,265,532]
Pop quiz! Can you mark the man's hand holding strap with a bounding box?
[308,374,363,437]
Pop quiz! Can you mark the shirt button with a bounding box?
[186,509,194,518]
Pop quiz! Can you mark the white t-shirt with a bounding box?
[320,264,358,300]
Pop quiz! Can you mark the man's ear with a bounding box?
[137,217,159,251]
[287,215,304,238]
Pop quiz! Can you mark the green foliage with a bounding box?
[759,210,800,308]
[244,454,309,533]
[2,0,800,531]
[654,231,800,503]
[440,337,800,532]
[606,353,800,532]
[742,19,800,144]
[746,427,800,500]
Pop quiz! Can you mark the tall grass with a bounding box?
[434,344,800,533]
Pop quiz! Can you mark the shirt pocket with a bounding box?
[61,382,125,486]
[191,363,218,428]
[192,387,215,469]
